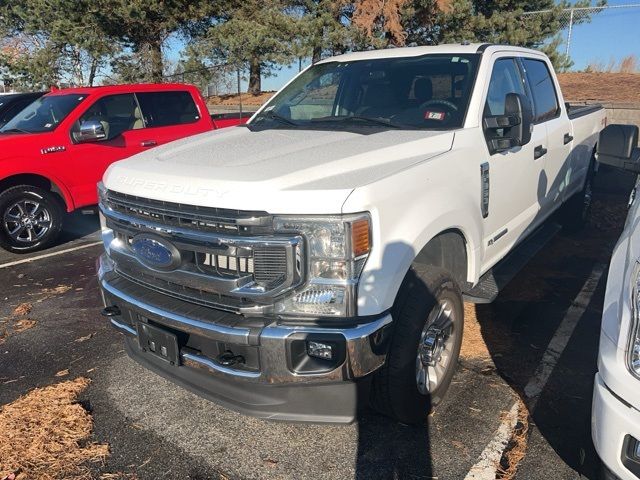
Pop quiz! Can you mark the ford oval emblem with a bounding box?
[131,235,180,271]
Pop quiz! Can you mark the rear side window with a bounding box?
[136,91,200,127]
[485,59,527,116]
[521,59,559,123]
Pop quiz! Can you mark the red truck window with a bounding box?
[76,93,143,140]
[136,91,200,128]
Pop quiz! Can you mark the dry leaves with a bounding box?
[42,285,73,296]
[12,303,32,317]
[0,378,109,480]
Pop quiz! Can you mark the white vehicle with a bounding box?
[97,43,606,423]
[592,124,640,480]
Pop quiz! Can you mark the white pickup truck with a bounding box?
[97,43,606,423]
[592,124,640,480]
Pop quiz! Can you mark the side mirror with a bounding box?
[483,93,533,153]
[597,124,640,173]
[75,119,108,143]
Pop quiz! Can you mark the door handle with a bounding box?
[140,140,157,147]
[563,133,574,145]
[534,145,547,159]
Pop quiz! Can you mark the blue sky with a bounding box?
[168,0,640,92]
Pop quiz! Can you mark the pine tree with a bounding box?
[98,0,216,82]
[192,0,297,94]
[0,0,114,87]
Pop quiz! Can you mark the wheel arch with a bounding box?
[413,228,471,291]
[0,173,73,211]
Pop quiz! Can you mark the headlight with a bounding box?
[273,213,371,317]
[97,182,114,252]
[630,262,640,376]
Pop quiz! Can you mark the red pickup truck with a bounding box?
[0,83,247,252]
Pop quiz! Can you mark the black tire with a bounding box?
[561,156,596,232]
[0,185,64,253]
[370,265,464,424]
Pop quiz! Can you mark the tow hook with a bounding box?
[218,350,245,366]
[101,305,121,317]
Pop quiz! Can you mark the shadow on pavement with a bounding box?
[474,183,630,478]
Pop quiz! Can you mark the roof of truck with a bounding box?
[44,83,199,96]
[318,43,545,63]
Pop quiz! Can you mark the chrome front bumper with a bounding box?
[98,254,392,422]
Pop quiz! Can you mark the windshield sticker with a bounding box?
[44,123,52,128]
[78,96,85,101]
[425,111,446,121]
[264,105,275,111]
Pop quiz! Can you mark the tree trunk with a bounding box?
[88,58,98,87]
[148,39,164,82]
[248,55,261,94]
[312,45,322,64]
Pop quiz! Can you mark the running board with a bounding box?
[463,222,562,304]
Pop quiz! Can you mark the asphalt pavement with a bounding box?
[0,177,631,479]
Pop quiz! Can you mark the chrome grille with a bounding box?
[254,247,287,289]
[101,194,304,312]
[195,251,255,277]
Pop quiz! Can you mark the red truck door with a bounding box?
[66,93,151,206]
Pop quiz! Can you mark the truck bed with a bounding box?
[566,103,603,120]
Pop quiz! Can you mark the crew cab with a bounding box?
[97,44,606,423]
[0,83,246,253]
[592,124,640,480]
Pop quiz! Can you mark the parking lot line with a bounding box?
[0,241,102,269]
[463,262,607,480]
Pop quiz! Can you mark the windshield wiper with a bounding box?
[311,115,402,129]
[255,110,299,127]
[0,128,30,134]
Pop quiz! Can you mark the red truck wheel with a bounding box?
[0,185,63,253]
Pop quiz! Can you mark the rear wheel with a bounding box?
[0,185,63,253]
[371,266,464,424]
[561,157,596,232]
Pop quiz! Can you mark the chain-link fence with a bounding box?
[164,63,255,115]
[521,4,640,71]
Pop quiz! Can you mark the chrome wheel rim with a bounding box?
[416,299,456,395]
[3,199,52,243]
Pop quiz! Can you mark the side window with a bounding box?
[485,59,527,116]
[79,93,142,139]
[136,91,200,127]
[521,58,559,123]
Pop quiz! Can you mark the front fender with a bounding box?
[0,160,75,211]
[344,155,483,317]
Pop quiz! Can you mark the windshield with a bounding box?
[251,54,480,131]
[0,94,87,134]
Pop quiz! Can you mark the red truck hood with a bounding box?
[103,126,455,214]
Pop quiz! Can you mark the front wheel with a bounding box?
[370,266,464,424]
[0,185,64,253]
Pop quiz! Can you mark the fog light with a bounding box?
[307,341,333,360]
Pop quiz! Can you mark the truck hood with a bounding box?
[104,126,454,214]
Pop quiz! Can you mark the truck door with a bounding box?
[519,57,572,213]
[134,90,208,146]
[67,93,149,205]
[480,56,548,270]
